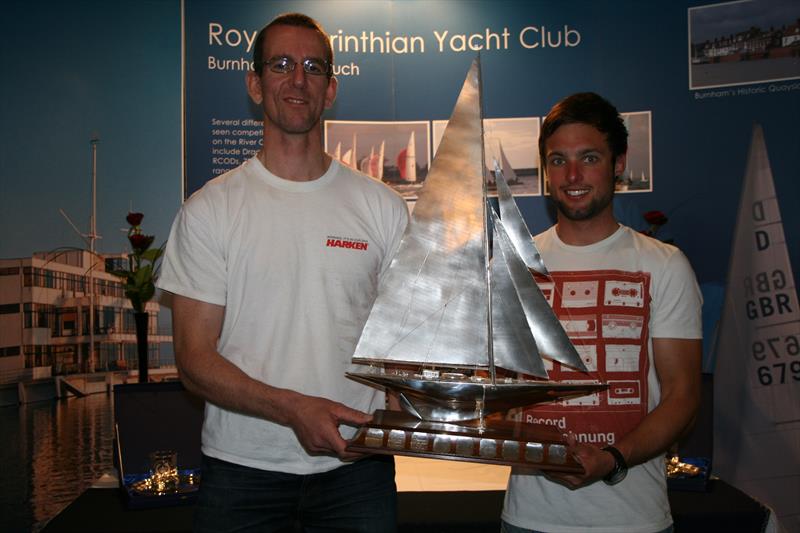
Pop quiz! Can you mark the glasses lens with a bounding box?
[302,58,328,76]
[267,57,294,74]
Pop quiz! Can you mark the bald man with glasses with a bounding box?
[158,12,408,532]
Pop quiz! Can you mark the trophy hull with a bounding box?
[347,410,583,472]
[346,371,607,422]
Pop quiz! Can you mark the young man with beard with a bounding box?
[501,93,702,533]
[157,13,408,532]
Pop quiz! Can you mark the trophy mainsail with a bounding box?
[353,57,584,379]
[354,59,489,371]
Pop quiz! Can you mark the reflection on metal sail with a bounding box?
[491,207,587,372]
[348,57,605,431]
[353,57,585,377]
[494,161,549,276]
[490,209,548,378]
[353,58,488,369]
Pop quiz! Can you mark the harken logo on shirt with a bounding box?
[326,235,368,251]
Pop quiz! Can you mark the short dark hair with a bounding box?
[252,13,334,77]
[539,92,628,172]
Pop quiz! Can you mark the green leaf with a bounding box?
[133,264,153,286]
[140,248,163,262]
[139,282,155,303]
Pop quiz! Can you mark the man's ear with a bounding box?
[324,76,338,110]
[614,153,627,179]
[246,71,263,105]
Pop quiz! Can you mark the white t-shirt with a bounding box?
[157,157,408,475]
[503,225,702,533]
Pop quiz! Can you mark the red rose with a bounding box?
[643,210,668,226]
[129,233,154,252]
[126,212,144,226]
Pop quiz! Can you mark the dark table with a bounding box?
[43,479,769,533]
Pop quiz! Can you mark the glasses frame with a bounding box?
[261,56,333,77]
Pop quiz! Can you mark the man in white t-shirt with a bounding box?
[501,93,702,533]
[157,13,408,532]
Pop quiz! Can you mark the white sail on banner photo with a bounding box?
[713,124,800,530]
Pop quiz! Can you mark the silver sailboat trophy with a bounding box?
[346,58,606,471]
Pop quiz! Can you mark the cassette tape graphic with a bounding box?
[605,344,641,372]
[562,344,597,372]
[561,382,601,406]
[537,281,555,306]
[562,280,599,307]
[607,380,642,405]
[559,314,597,339]
[602,314,644,339]
[604,280,644,307]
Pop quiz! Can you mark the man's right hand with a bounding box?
[285,394,373,460]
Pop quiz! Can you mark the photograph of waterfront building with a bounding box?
[689,0,800,89]
[0,249,172,401]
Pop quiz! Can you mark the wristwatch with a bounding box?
[601,446,628,485]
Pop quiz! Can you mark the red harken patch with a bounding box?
[326,237,368,251]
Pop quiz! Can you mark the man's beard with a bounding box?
[553,187,614,221]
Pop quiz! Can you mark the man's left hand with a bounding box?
[542,433,616,489]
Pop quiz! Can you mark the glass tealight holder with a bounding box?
[148,450,179,493]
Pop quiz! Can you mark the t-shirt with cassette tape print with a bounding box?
[503,224,702,533]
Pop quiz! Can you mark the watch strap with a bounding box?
[601,445,628,485]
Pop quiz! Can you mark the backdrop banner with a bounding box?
[184,1,800,527]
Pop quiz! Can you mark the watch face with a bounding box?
[604,465,627,485]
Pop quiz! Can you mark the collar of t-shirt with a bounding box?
[249,155,339,192]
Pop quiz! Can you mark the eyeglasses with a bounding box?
[261,56,332,77]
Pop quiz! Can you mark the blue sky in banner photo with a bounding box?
[1,1,182,258]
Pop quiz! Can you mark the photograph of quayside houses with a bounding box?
[690,0,800,88]
[0,249,173,405]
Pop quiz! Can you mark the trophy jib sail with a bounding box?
[346,58,605,470]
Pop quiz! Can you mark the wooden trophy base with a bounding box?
[347,410,583,473]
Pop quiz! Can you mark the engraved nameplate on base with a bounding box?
[347,410,583,473]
